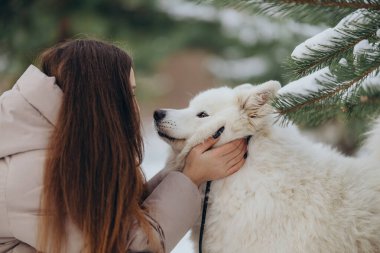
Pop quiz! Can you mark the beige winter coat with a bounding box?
[0,65,202,252]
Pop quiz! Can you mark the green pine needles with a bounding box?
[204,0,380,126]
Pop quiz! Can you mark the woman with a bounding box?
[0,39,247,253]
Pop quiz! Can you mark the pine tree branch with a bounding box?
[286,9,380,79]
[204,0,380,10]
[278,65,379,115]
[274,86,380,126]
[287,38,360,79]
[203,0,379,24]
[344,85,380,118]
[280,0,380,10]
[274,49,380,125]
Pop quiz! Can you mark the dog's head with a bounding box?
[154,81,281,154]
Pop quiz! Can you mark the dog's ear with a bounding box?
[254,80,281,105]
[238,80,281,117]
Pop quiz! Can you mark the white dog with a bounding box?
[154,81,380,253]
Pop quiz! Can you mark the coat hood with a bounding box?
[0,65,63,158]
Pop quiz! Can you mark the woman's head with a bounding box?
[38,39,157,253]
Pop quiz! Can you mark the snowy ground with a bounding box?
[141,119,195,253]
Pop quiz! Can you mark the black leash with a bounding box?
[199,180,212,253]
[198,135,250,253]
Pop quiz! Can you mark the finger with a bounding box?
[226,145,246,167]
[193,137,219,154]
[212,126,225,139]
[222,139,246,159]
[226,157,245,175]
[212,139,245,156]
[211,140,241,156]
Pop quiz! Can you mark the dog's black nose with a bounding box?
[153,110,166,122]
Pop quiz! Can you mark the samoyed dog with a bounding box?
[154,81,380,253]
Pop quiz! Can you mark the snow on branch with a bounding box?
[274,48,380,124]
[362,74,380,90]
[206,0,377,25]
[292,9,377,59]
[287,9,380,79]
[278,67,331,96]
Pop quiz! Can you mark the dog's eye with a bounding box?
[197,111,209,118]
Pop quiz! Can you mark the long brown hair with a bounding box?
[37,39,155,252]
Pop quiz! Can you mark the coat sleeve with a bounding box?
[0,239,37,253]
[144,169,171,196]
[127,171,202,253]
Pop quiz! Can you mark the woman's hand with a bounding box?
[183,129,248,187]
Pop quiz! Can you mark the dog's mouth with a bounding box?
[157,131,184,142]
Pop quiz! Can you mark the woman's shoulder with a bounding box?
[0,67,59,159]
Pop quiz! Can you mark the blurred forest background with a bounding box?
[0,0,362,155]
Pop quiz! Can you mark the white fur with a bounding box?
[155,81,380,253]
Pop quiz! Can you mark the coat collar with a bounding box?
[16,65,63,126]
[0,65,63,158]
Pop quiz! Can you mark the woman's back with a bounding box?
[0,65,83,252]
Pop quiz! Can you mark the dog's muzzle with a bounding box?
[153,109,178,142]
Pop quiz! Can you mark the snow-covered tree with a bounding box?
[204,0,380,127]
